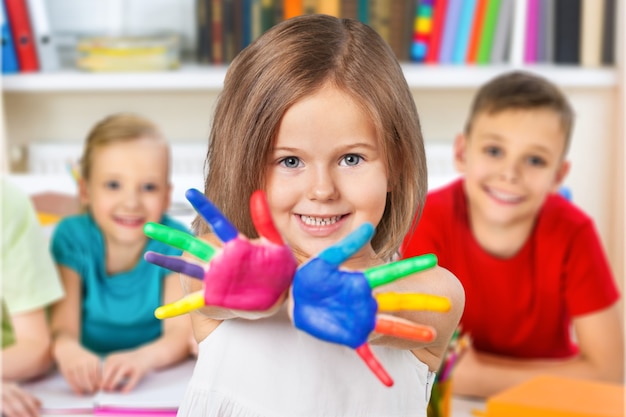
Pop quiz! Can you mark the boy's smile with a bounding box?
[455,108,570,252]
[265,84,389,266]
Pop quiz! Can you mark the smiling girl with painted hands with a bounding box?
[145,15,464,417]
[49,114,192,395]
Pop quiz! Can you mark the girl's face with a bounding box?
[455,108,570,231]
[265,85,389,267]
[80,137,171,249]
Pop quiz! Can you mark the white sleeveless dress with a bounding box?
[177,307,436,417]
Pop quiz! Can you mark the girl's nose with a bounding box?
[307,169,339,201]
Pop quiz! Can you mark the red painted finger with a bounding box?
[250,190,284,245]
[355,344,393,387]
[375,318,436,342]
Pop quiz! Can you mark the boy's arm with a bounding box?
[452,304,624,398]
[2,308,53,381]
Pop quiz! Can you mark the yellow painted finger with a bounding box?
[154,291,205,319]
[375,292,451,312]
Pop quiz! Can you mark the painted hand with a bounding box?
[292,223,451,386]
[144,189,297,318]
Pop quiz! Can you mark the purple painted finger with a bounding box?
[145,251,205,280]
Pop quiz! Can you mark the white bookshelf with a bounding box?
[1,64,618,92]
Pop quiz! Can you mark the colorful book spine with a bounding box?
[438,0,462,63]
[476,0,501,64]
[523,0,538,63]
[554,0,581,64]
[465,0,488,63]
[4,0,39,71]
[283,0,302,19]
[451,0,476,63]
[425,0,448,63]
[1,0,19,73]
[489,0,514,63]
[601,0,615,65]
[508,0,527,65]
[356,0,368,23]
[536,0,554,62]
[580,0,605,67]
[411,0,434,62]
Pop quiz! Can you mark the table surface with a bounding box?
[36,396,485,417]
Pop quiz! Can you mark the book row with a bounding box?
[197,0,617,67]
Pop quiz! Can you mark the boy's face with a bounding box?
[265,84,389,266]
[80,137,171,249]
[454,108,570,230]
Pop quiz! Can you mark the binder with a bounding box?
[25,0,58,71]
[4,0,38,71]
[1,0,19,73]
[483,375,624,417]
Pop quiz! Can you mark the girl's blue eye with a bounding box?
[105,180,120,190]
[280,156,301,168]
[340,154,362,166]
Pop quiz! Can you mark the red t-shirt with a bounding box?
[402,179,619,359]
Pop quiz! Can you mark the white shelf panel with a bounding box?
[1,64,618,92]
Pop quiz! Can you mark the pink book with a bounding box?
[524,0,539,63]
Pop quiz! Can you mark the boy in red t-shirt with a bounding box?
[402,71,623,398]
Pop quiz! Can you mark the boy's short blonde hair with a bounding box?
[464,71,575,155]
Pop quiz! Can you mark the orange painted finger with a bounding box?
[375,317,436,342]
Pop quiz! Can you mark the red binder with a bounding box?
[4,0,39,71]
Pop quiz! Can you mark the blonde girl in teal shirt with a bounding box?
[49,113,193,395]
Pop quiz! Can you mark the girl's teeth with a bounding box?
[300,215,341,226]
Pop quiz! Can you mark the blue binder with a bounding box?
[1,0,19,73]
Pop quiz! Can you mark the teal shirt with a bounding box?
[51,213,189,355]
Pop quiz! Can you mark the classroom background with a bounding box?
[1,0,624,318]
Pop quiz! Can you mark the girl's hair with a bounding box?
[80,112,167,180]
[197,14,426,260]
[464,71,575,154]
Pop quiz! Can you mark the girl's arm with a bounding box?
[50,265,102,395]
[452,304,624,398]
[2,308,53,381]
[100,272,192,392]
[369,265,465,373]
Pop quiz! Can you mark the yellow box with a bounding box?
[76,34,180,72]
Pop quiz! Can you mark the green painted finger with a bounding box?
[364,254,438,288]
[144,222,216,262]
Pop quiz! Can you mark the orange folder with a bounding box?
[482,375,624,417]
